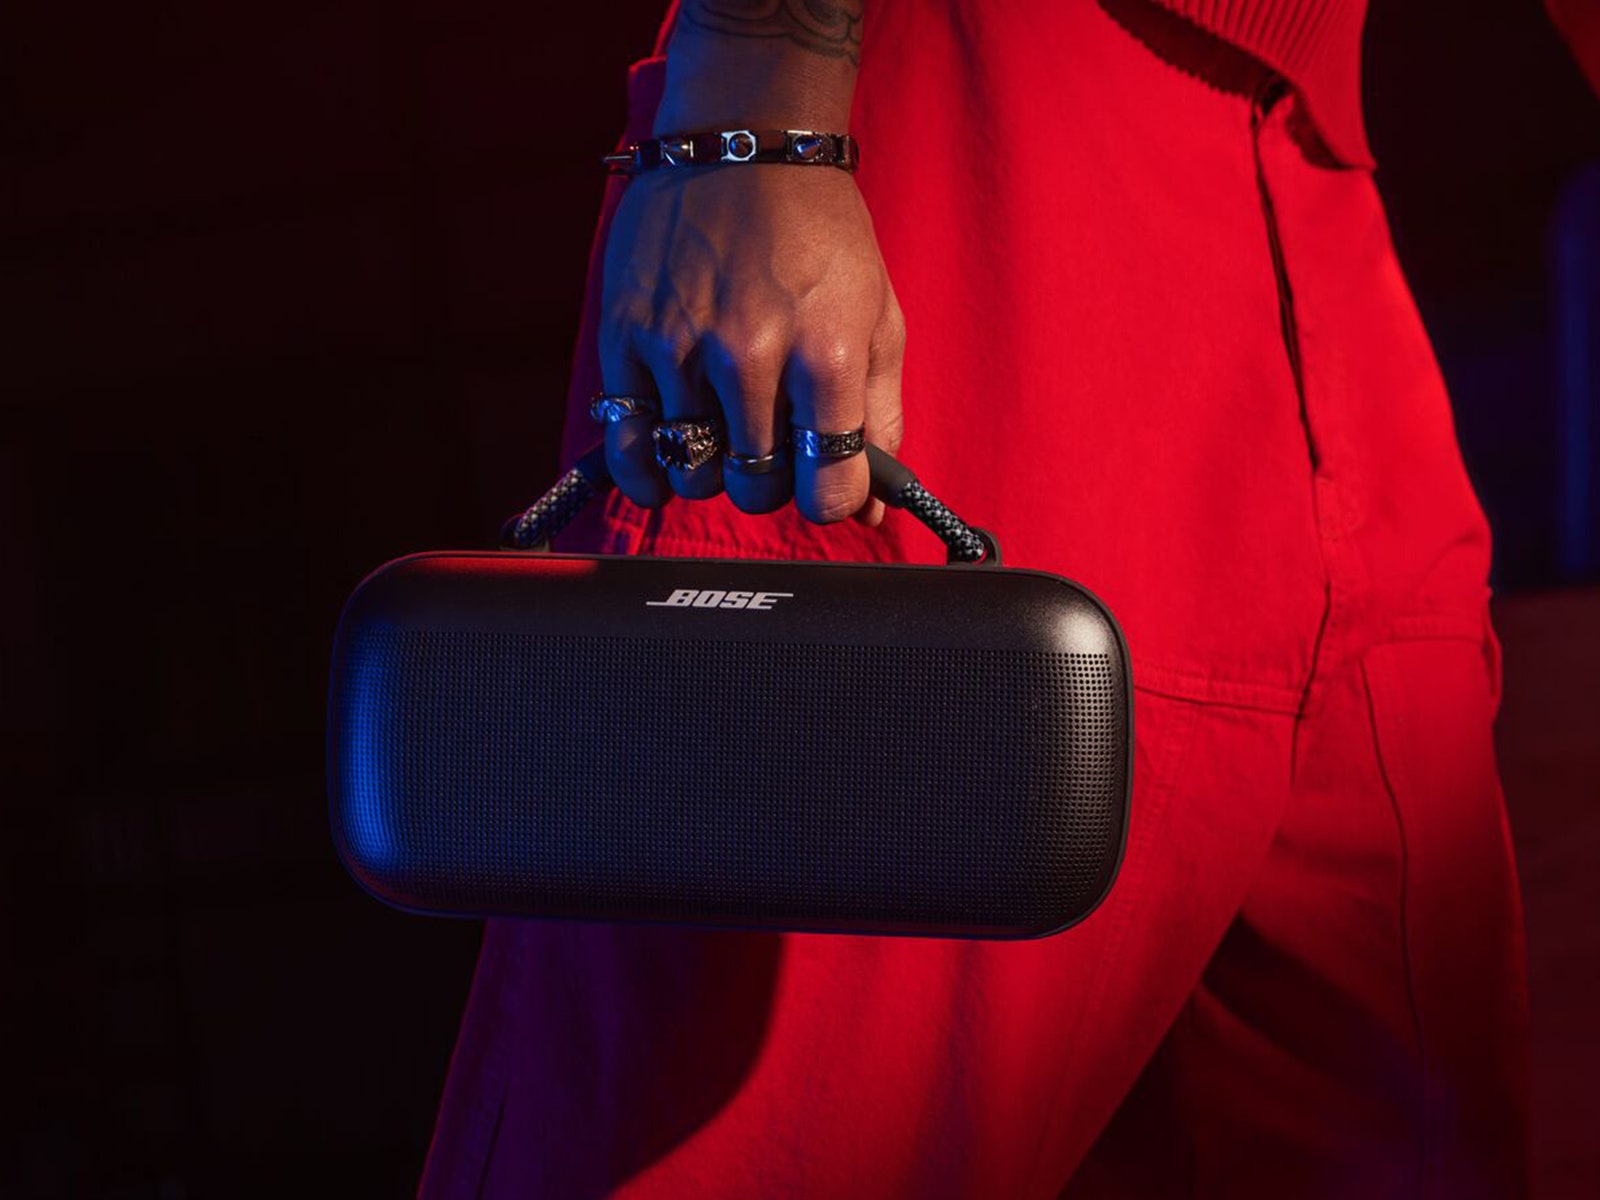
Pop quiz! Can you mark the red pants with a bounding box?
[422,3,1529,1194]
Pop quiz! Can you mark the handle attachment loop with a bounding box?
[501,442,999,566]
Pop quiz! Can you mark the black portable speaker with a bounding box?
[328,445,1132,939]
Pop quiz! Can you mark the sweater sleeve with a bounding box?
[1545,0,1600,98]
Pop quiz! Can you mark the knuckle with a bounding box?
[804,336,859,381]
[601,298,649,339]
[670,467,724,501]
[801,478,866,525]
[725,480,790,516]
[723,324,786,380]
[669,324,700,365]
[653,323,698,365]
[882,300,907,342]
[632,314,698,365]
[606,445,667,507]
[608,419,656,459]
[807,496,860,525]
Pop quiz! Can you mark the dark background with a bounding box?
[2,1,1597,1196]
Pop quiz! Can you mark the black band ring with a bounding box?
[791,425,866,460]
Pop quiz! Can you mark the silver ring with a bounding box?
[653,418,725,471]
[790,425,866,460]
[589,393,657,425]
[724,445,789,477]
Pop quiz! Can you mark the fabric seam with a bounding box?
[1362,651,1432,1200]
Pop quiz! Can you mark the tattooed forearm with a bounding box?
[679,1,865,67]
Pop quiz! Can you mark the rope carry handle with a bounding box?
[500,442,1001,566]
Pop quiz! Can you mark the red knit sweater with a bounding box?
[1156,0,1372,166]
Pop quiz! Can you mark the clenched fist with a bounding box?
[600,162,903,526]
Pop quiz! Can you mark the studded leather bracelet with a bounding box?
[603,129,859,176]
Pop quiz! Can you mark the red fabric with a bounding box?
[1156,0,1372,167]
[1547,0,1600,98]
[421,3,1528,1195]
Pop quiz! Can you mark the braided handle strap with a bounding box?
[500,445,611,551]
[501,442,1000,565]
[862,445,997,564]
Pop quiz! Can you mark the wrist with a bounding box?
[654,30,857,133]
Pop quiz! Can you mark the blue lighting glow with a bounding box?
[1553,164,1600,579]
[335,627,403,875]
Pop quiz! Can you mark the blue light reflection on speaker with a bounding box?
[336,625,404,875]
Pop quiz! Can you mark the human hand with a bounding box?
[598,161,904,526]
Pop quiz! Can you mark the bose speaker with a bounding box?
[328,446,1133,939]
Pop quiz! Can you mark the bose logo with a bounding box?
[645,589,794,611]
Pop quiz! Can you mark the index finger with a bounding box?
[599,332,672,509]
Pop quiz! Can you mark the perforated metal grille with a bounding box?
[333,629,1128,936]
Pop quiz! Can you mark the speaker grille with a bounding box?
[334,628,1127,936]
